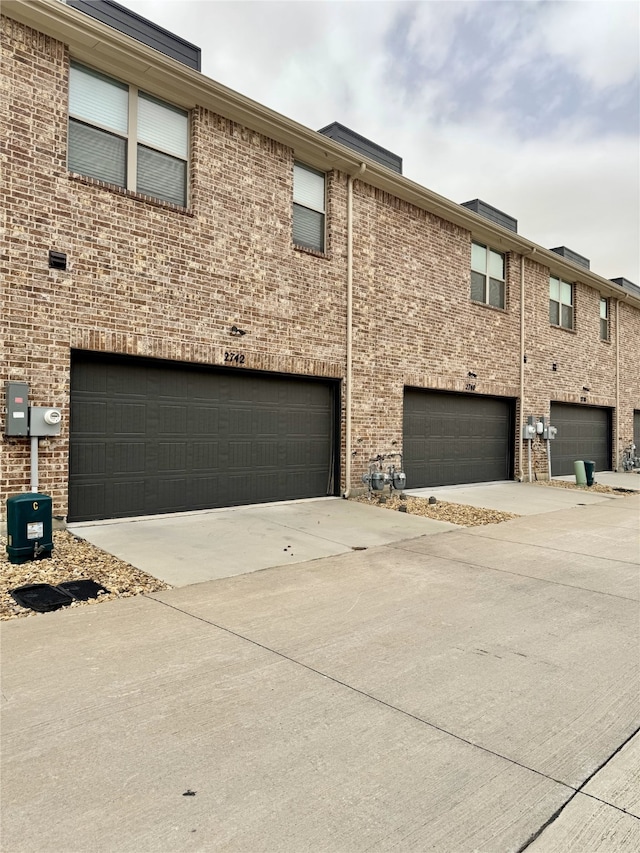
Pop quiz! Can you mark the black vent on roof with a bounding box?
[461,199,517,233]
[610,277,640,297]
[318,123,402,174]
[66,0,201,70]
[550,246,590,270]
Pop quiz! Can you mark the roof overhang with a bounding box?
[4,0,638,308]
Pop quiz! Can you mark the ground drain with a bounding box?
[10,584,73,613]
[10,580,110,612]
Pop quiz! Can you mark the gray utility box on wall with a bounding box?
[4,381,29,436]
[29,407,62,437]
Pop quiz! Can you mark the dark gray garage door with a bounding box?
[635,411,640,454]
[549,403,611,476]
[403,390,514,488]
[69,353,338,521]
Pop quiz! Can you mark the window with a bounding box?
[470,242,505,309]
[293,163,325,252]
[600,297,609,341]
[68,63,188,206]
[549,277,574,329]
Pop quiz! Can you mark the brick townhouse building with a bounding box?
[2,0,639,523]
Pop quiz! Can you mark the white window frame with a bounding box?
[470,241,506,309]
[293,162,326,253]
[600,297,609,341]
[68,62,189,206]
[549,276,574,330]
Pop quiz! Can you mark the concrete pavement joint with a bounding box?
[390,539,640,602]
[516,723,640,851]
[148,595,578,792]
[399,526,640,565]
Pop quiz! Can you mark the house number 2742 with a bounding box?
[224,351,245,365]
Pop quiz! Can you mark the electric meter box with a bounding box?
[29,407,62,437]
[6,493,54,564]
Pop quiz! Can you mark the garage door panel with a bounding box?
[72,400,107,434]
[404,390,513,488]
[113,402,146,435]
[69,354,337,521]
[550,404,611,476]
[112,480,147,515]
[634,412,640,450]
[111,442,146,474]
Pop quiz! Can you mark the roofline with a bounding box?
[4,0,638,308]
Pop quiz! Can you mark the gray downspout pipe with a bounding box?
[343,162,366,498]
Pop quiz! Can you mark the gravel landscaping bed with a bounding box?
[353,494,520,526]
[534,479,637,495]
[0,530,170,622]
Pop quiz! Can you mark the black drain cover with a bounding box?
[57,580,109,601]
[10,584,73,613]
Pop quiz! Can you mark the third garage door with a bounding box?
[549,403,611,476]
[403,390,514,488]
[69,353,338,522]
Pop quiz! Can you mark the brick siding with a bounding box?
[2,15,639,518]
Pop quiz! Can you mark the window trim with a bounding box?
[470,241,506,309]
[68,61,189,207]
[549,276,574,330]
[293,162,326,253]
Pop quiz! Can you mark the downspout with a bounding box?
[519,248,535,481]
[343,162,367,498]
[615,296,624,469]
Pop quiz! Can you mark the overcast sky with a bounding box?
[122,0,639,283]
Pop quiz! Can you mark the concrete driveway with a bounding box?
[2,495,639,852]
[68,479,639,587]
[68,497,458,587]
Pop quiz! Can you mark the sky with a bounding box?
[121,0,639,283]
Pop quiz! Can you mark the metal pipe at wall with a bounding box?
[343,162,366,498]
[30,435,38,492]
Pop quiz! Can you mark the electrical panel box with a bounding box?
[29,407,62,437]
[4,382,29,436]
[543,425,558,440]
[522,424,536,439]
[6,493,53,564]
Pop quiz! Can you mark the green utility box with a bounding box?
[6,493,54,564]
[584,460,596,487]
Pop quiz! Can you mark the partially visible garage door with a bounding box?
[635,411,640,455]
[403,390,514,488]
[69,353,338,522]
[549,403,611,476]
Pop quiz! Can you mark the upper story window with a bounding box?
[600,297,609,341]
[68,63,189,207]
[293,163,325,252]
[549,276,574,329]
[470,242,505,309]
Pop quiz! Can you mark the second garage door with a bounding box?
[403,390,514,488]
[549,403,611,476]
[69,353,338,522]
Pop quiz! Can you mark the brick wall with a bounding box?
[1,17,348,515]
[2,15,639,517]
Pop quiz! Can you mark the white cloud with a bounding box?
[533,1,640,91]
